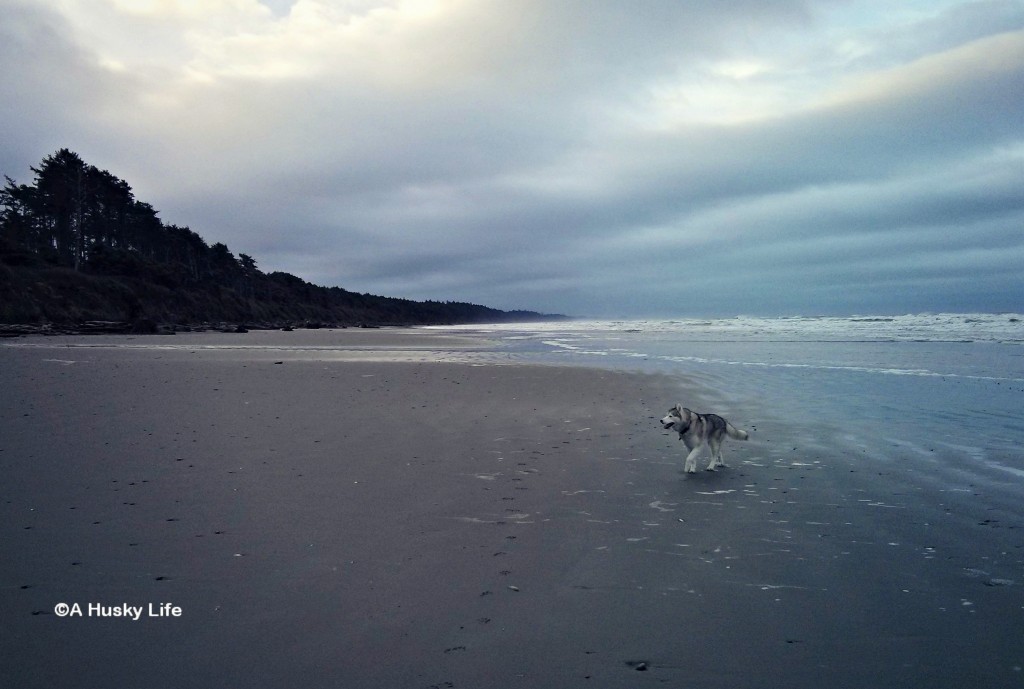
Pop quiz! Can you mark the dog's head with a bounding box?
[660,404,688,430]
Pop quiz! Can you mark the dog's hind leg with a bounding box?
[707,438,726,470]
[683,445,703,473]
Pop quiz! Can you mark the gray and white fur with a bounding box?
[660,404,749,473]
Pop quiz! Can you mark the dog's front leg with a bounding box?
[683,445,703,473]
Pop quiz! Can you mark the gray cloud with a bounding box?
[1,0,1022,317]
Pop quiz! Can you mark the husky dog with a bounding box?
[660,404,749,473]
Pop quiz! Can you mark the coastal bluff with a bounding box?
[1,149,562,332]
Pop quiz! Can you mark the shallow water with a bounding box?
[428,315,1024,495]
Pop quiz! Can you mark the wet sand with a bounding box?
[1,330,1022,688]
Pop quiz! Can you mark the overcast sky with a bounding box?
[2,0,1022,317]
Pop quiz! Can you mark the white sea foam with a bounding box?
[430,313,1024,382]
[435,312,1024,344]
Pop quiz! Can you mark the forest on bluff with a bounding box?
[0,149,554,329]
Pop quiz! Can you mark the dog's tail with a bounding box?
[726,423,749,440]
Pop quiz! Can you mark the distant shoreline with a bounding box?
[0,316,570,338]
[1,150,564,330]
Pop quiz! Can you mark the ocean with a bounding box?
[430,313,1024,493]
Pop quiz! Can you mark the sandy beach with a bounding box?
[2,329,1022,688]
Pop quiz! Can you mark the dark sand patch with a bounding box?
[1,333,1022,688]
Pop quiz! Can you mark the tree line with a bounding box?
[2,148,268,286]
[0,149,556,326]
